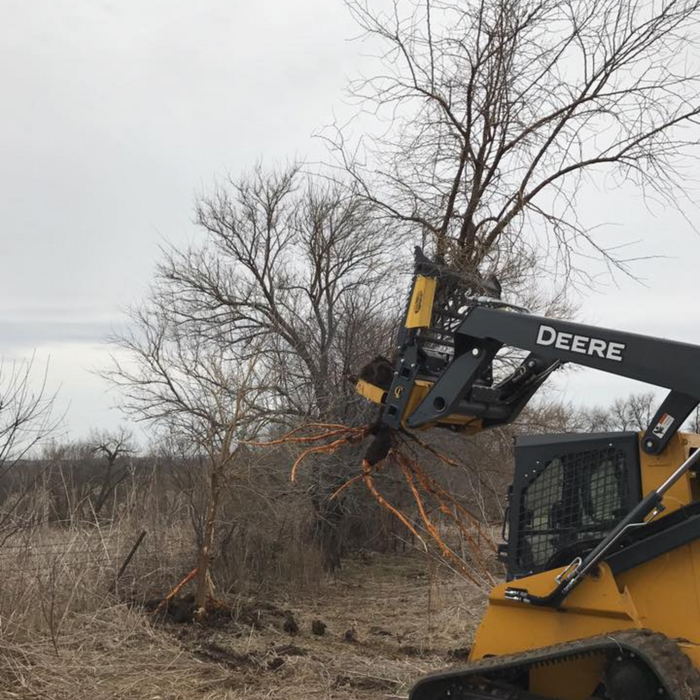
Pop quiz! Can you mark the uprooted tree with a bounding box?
[328,0,700,282]
[107,0,700,583]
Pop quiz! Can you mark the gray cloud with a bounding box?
[0,319,115,353]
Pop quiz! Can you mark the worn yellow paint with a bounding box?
[405,275,437,328]
[355,379,385,404]
[402,380,431,420]
[401,380,482,431]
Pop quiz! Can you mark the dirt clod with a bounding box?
[311,619,327,636]
[448,646,472,661]
[267,656,286,671]
[399,644,422,656]
[283,610,299,635]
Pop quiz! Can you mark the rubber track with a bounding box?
[409,629,700,700]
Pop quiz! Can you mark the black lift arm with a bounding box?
[414,306,699,454]
[377,300,700,456]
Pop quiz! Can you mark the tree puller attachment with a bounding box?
[355,249,700,699]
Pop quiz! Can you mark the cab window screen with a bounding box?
[516,448,630,571]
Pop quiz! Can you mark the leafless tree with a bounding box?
[106,302,271,608]
[524,391,657,434]
[0,357,59,539]
[0,357,57,479]
[514,391,658,434]
[87,427,136,515]
[107,166,401,572]
[327,0,700,282]
[604,392,657,431]
[160,164,398,422]
[516,398,594,434]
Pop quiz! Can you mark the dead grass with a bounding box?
[0,552,488,700]
[0,605,232,699]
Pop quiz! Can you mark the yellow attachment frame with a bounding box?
[356,379,386,405]
[404,380,482,431]
[356,378,482,434]
[405,275,437,328]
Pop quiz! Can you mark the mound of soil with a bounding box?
[141,593,286,631]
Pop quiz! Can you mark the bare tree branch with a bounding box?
[325,0,700,284]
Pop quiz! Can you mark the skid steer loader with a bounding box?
[355,249,700,700]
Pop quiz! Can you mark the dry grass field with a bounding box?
[0,548,488,700]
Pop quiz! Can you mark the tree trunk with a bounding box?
[194,459,220,610]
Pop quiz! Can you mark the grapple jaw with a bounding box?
[355,247,533,437]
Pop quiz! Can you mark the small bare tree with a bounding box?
[328,0,700,281]
[147,166,401,568]
[0,356,59,539]
[87,427,136,515]
[106,303,271,609]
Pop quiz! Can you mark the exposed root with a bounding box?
[153,568,235,619]
[402,431,459,467]
[399,450,494,548]
[290,429,367,482]
[245,421,497,587]
[330,473,363,500]
[396,451,496,586]
[154,567,198,615]
[243,424,356,447]
[400,460,482,586]
[360,459,426,548]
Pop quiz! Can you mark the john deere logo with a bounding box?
[413,291,423,313]
[536,324,626,362]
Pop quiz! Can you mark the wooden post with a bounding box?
[111,530,147,592]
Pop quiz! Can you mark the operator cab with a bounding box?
[499,432,642,580]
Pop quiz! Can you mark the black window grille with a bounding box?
[516,447,632,572]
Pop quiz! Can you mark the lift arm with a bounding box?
[396,305,700,455]
[358,249,700,456]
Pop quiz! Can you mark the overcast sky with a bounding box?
[2,1,700,440]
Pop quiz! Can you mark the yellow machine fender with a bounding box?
[465,555,700,698]
[471,564,639,663]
